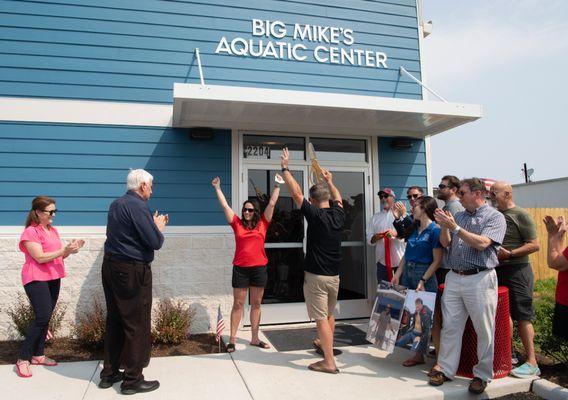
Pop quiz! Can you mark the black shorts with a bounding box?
[232,266,267,288]
[496,263,534,321]
[553,302,568,340]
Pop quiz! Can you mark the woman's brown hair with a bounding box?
[241,200,261,230]
[403,196,438,238]
[25,196,56,227]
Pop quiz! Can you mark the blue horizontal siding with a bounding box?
[0,122,232,225]
[0,0,421,103]
[378,137,427,205]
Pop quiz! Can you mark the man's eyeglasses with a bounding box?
[407,193,421,200]
[378,194,389,200]
[41,209,58,216]
[438,184,449,189]
[243,208,255,213]
[457,190,469,196]
[489,191,498,197]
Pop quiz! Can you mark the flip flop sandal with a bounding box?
[226,343,236,353]
[403,359,425,367]
[250,341,270,349]
[313,342,343,356]
[16,360,32,378]
[31,356,58,366]
[308,361,340,375]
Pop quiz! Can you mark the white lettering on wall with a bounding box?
[214,19,389,69]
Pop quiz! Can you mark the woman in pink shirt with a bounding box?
[15,196,84,378]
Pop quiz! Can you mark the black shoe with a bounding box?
[98,372,123,389]
[121,380,160,395]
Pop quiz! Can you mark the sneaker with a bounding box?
[510,362,541,378]
[511,350,519,366]
[468,377,487,394]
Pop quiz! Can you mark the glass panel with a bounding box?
[310,138,367,162]
[243,135,305,160]
[263,248,306,304]
[338,246,366,300]
[330,171,367,300]
[247,169,304,243]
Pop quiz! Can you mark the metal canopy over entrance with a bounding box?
[173,83,482,137]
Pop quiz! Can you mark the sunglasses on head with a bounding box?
[243,207,255,213]
[407,193,421,200]
[41,209,58,216]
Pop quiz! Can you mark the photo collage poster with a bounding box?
[367,281,436,355]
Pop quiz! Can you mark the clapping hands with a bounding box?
[153,210,169,232]
[543,215,566,237]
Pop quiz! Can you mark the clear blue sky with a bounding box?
[421,1,568,185]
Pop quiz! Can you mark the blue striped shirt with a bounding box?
[445,204,506,271]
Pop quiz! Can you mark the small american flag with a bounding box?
[45,329,53,341]
[215,305,225,343]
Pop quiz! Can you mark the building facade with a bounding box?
[0,0,481,338]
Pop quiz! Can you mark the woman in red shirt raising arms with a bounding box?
[212,175,281,352]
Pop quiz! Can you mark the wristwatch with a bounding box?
[452,226,461,235]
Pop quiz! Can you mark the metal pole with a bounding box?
[399,66,447,102]
[195,48,205,87]
[523,163,528,183]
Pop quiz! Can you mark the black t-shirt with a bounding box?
[301,198,345,276]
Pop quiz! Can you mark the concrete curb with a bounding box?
[532,379,568,400]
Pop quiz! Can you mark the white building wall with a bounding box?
[512,177,568,208]
[0,233,235,340]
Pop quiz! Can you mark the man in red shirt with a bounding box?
[543,215,568,340]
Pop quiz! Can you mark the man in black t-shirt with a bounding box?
[280,148,345,374]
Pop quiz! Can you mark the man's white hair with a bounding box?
[126,169,153,191]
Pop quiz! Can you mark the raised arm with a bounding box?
[544,215,568,272]
[263,173,282,222]
[321,168,343,207]
[212,177,235,224]
[280,148,304,207]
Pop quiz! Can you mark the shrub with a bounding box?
[7,293,66,339]
[73,298,106,349]
[152,299,195,345]
[533,278,568,364]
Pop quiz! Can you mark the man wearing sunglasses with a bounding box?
[366,188,405,283]
[430,178,506,395]
[490,182,540,378]
[392,186,424,239]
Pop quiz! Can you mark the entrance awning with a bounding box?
[173,83,482,137]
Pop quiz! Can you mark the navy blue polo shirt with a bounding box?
[404,221,441,264]
[104,190,164,263]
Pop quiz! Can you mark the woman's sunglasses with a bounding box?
[40,209,58,216]
[407,194,421,200]
[242,208,255,213]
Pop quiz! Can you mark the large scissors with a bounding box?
[308,142,324,186]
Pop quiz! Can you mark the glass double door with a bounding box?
[242,165,371,325]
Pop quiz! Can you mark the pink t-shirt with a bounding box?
[19,224,66,286]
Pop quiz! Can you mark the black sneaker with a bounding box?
[98,372,123,389]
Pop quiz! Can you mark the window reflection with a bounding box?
[310,138,367,162]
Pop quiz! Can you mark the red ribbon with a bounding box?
[379,231,393,281]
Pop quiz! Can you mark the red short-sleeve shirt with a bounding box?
[557,248,568,306]
[230,214,270,267]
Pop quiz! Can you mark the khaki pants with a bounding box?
[438,269,498,382]
[303,271,339,321]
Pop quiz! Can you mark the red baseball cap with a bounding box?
[378,188,395,198]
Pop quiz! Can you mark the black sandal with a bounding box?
[250,340,270,349]
[313,341,343,356]
[226,343,236,353]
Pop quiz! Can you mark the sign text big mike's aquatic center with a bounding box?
[215,19,389,69]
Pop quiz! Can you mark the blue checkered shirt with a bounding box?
[444,204,506,271]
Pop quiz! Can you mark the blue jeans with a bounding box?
[396,330,423,352]
[400,261,438,293]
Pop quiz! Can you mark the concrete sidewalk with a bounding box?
[1,324,535,400]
